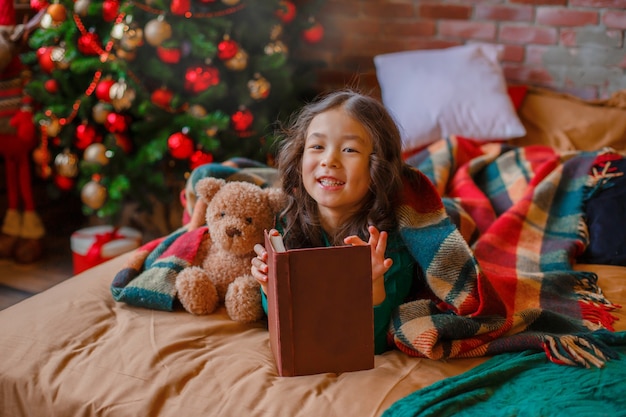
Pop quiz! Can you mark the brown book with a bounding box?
[265,230,375,377]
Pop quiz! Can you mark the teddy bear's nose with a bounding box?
[226,226,241,238]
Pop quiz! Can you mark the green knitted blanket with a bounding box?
[383,331,626,417]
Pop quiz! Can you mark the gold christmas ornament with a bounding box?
[83,143,110,165]
[115,48,136,61]
[49,45,70,70]
[144,16,173,47]
[109,79,136,111]
[41,3,67,28]
[109,79,128,100]
[224,49,248,71]
[111,22,127,40]
[38,164,52,179]
[81,180,108,210]
[113,18,144,49]
[73,0,90,17]
[121,25,144,51]
[112,19,143,62]
[92,102,112,124]
[32,145,51,165]
[54,150,79,178]
[187,104,207,118]
[264,40,288,56]
[39,14,53,29]
[206,125,218,136]
[221,0,240,5]
[248,73,271,100]
[270,24,283,41]
[41,116,61,137]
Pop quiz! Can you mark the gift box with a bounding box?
[71,226,142,274]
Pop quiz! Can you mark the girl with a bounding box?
[251,89,418,354]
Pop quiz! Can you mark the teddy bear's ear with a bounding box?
[195,177,226,204]
[265,187,286,214]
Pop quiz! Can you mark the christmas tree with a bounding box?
[22,0,325,219]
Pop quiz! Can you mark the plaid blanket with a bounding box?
[110,227,208,311]
[393,136,622,367]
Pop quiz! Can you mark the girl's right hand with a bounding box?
[251,229,280,294]
[344,225,392,306]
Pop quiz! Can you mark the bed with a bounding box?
[2,45,626,417]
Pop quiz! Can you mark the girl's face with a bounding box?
[302,107,373,229]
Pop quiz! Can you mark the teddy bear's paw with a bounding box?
[176,267,219,315]
[225,274,264,323]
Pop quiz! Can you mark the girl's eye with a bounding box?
[344,147,358,153]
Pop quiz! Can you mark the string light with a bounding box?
[130,1,245,18]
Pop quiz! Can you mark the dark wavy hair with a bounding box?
[275,89,404,248]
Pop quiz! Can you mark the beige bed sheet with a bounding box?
[512,87,626,152]
[0,253,624,417]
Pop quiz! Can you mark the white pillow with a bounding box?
[374,44,526,153]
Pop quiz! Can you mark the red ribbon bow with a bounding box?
[85,228,124,265]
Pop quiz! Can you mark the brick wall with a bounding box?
[300,0,626,99]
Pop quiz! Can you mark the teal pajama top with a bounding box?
[260,229,416,355]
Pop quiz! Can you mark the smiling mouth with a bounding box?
[319,178,345,187]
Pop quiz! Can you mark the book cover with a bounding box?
[265,230,375,377]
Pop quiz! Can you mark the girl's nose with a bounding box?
[321,150,339,168]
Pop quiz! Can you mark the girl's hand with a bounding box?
[344,225,393,306]
[251,229,280,294]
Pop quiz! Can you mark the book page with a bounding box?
[268,232,286,252]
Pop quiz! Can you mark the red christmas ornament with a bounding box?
[54,174,75,191]
[217,37,238,60]
[114,133,133,153]
[95,79,116,102]
[37,47,55,74]
[44,79,59,93]
[77,32,103,56]
[167,131,194,159]
[104,112,129,133]
[170,0,190,15]
[30,0,49,11]
[156,46,182,64]
[231,108,254,132]
[302,21,324,44]
[190,150,214,169]
[150,87,174,108]
[75,122,101,150]
[275,1,296,24]
[184,65,220,94]
[102,0,119,22]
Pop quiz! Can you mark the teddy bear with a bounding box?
[174,177,284,322]
[176,177,284,321]
[111,174,284,322]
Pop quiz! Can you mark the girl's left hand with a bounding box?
[344,225,393,305]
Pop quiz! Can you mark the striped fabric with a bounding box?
[0,63,22,134]
[392,136,622,367]
[111,227,208,311]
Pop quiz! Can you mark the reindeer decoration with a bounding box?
[0,0,45,263]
